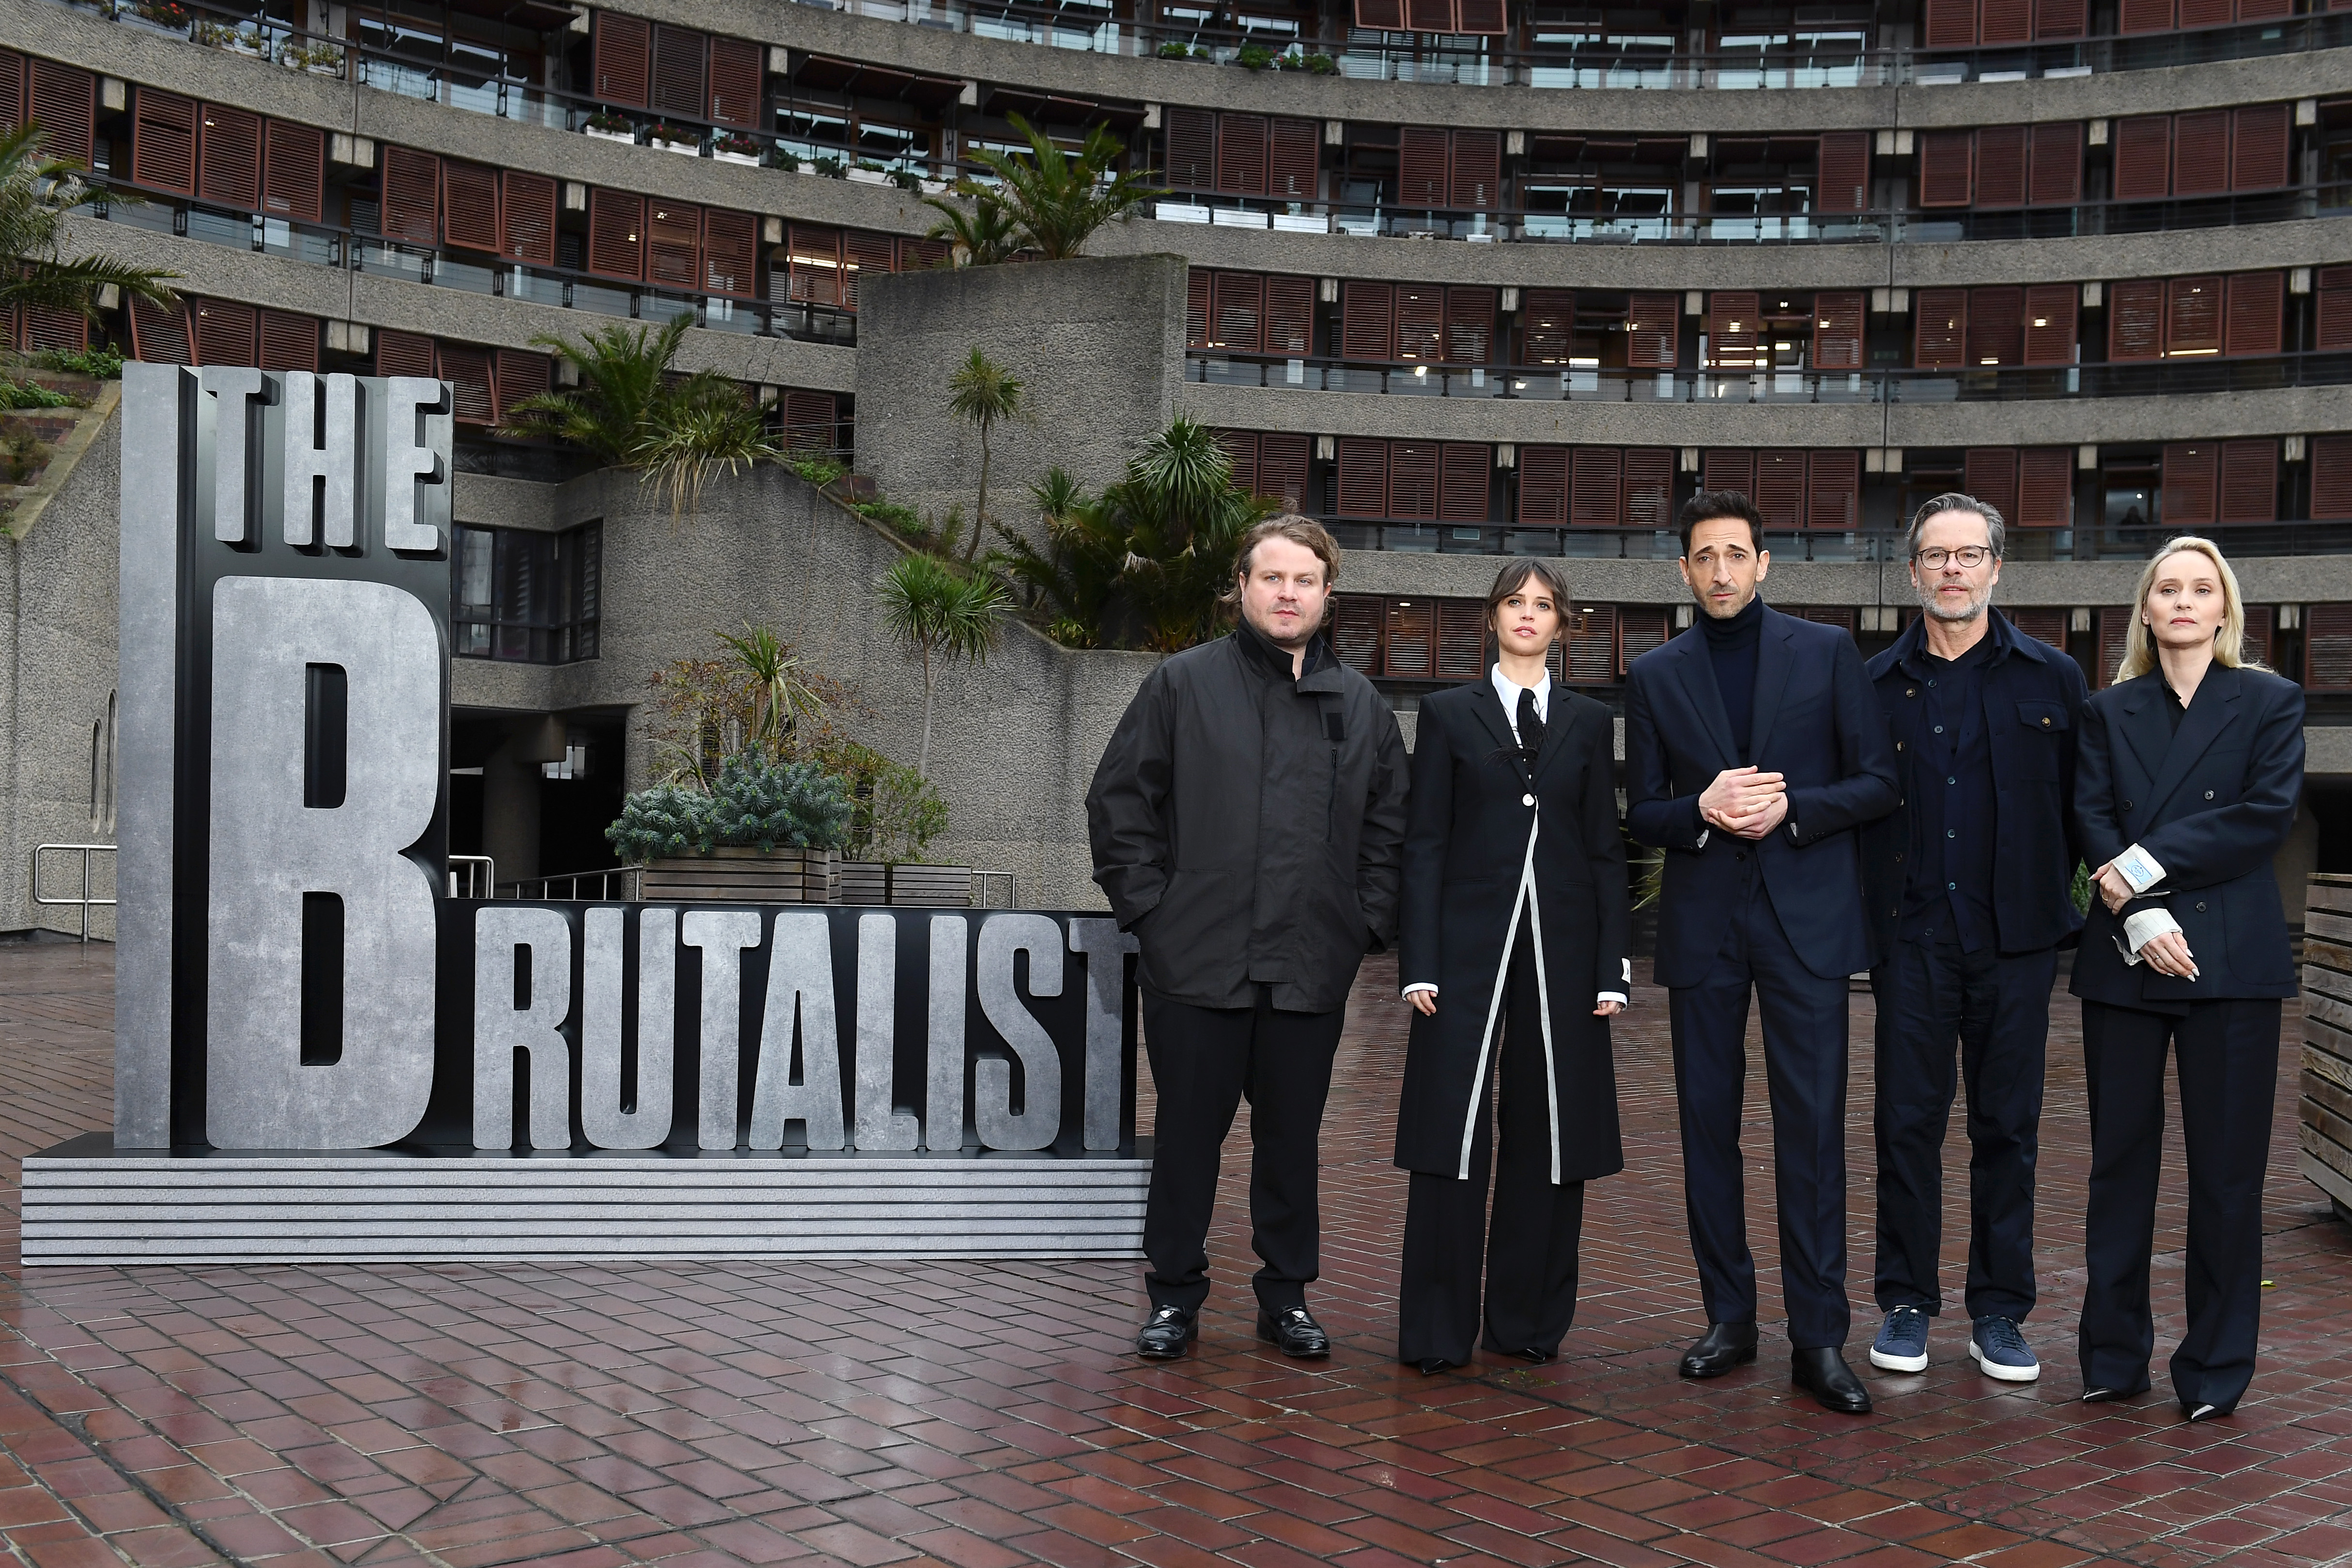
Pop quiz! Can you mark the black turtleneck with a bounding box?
[1701,594,1765,762]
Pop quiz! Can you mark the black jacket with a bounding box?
[1625,603,1899,986]
[1394,678,1629,1184]
[1086,620,1410,1013]
[2070,661,2304,1009]
[1862,608,2089,964]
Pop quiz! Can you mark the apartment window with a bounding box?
[453,522,602,664]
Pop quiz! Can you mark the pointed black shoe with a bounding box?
[1678,1322,1760,1379]
[2080,1378,2151,1404]
[1791,1347,1872,1414]
[1415,1357,1457,1376]
[1258,1306,1331,1358]
[1136,1306,1197,1360]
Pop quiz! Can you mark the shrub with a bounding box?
[1157,39,1191,57]
[888,169,925,193]
[1301,52,1339,73]
[701,753,854,853]
[585,109,634,135]
[825,740,950,864]
[1236,43,1275,69]
[606,782,716,862]
[0,379,77,409]
[765,147,804,172]
[32,346,126,379]
[713,131,761,157]
[812,155,846,179]
[854,499,924,535]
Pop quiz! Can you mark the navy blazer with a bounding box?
[1626,602,1899,986]
[1861,608,2089,964]
[2071,661,2304,1008]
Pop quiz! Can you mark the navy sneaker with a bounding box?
[1869,1305,1930,1373]
[1969,1316,2040,1383]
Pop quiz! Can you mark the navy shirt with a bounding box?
[1701,595,1765,764]
[1899,631,1999,953]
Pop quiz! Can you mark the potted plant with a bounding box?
[1300,51,1339,74]
[764,146,804,172]
[583,108,635,144]
[887,168,924,194]
[1236,42,1276,70]
[1156,38,1190,57]
[230,26,271,56]
[712,130,761,167]
[827,741,952,905]
[609,753,855,903]
[129,0,190,31]
[848,160,890,184]
[812,154,846,179]
[647,122,700,155]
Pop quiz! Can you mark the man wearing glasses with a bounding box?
[1860,494,2088,1386]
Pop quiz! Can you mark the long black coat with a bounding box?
[2070,662,2304,1009]
[1394,679,1631,1184]
[1087,621,1410,1013]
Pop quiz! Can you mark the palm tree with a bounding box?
[1099,419,1275,652]
[964,115,1161,261]
[920,188,1024,267]
[634,382,776,523]
[877,553,1008,779]
[0,123,177,331]
[989,467,1126,648]
[946,347,1022,561]
[715,623,830,759]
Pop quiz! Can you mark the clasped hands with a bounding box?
[1700,766,1788,841]
[2089,860,2199,980]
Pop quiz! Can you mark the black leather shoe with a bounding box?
[2183,1401,2232,1423]
[1514,1347,1554,1366]
[1791,1347,1872,1414]
[1678,1322,1760,1379]
[1257,1306,1331,1358]
[1415,1357,1456,1376]
[1136,1306,1196,1360]
[2080,1379,2151,1404]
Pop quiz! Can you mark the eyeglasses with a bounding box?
[1914,546,1995,569]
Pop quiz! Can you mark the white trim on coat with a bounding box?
[1454,811,1564,1184]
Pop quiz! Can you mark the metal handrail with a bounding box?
[972,870,1019,909]
[447,855,496,898]
[31,844,116,943]
[500,867,644,902]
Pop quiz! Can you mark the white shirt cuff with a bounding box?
[1402,983,1437,999]
[2117,907,2182,966]
[2115,844,2167,894]
[1695,827,1710,850]
[1597,991,1628,1007]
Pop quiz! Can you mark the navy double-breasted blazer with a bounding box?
[2070,662,2304,1009]
[1625,603,1899,987]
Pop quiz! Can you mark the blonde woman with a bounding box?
[2071,537,2303,1422]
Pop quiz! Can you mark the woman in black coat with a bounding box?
[1394,560,1632,1373]
[2072,536,2303,1422]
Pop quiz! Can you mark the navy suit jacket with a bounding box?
[1626,602,1899,986]
[2070,662,2304,1008]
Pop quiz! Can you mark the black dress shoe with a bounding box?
[1678,1322,1760,1379]
[2183,1401,2231,1423]
[1257,1306,1331,1358]
[1415,1357,1457,1375]
[2080,1379,2151,1404]
[1791,1347,1872,1414]
[1136,1306,1196,1360]
[1514,1347,1554,1366]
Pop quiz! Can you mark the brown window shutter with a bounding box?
[1439,445,1489,523]
[587,188,647,281]
[1753,451,1806,529]
[1817,133,1869,213]
[2108,279,2166,359]
[1163,109,1215,193]
[1263,276,1313,356]
[1398,127,1450,210]
[2010,608,2069,646]
[1973,126,2028,209]
[2239,604,2274,668]
[2166,276,2223,355]
[2311,436,2352,519]
[1342,282,1394,361]
[703,209,758,298]
[1799,607,1859,637]
[2218,439,2276,523]
[1619,608,1671,673]
[197,104,262,211]
[1914,288,1968,369]
[2171,110,2230,197]
[593,13,650,107]
[1626,293,1677,369]
[2229,105,2290,191]
[1406,0,1458,31]
[2179,0,2231,22]
[257,309,317,373]
[493,349,551,426]
[781,391,838,451]
[1924,0,1978,46]
[1623,449,1675,531]
[130,297,191,365]
[1967,286,2024,367]
[1331,595,1385,673]
[2239,0,2292,16]
[1522,290,1575,363]
[500,171,557,265]
[29,61,94,169]
[1455,0,1507,33]
[1216,430,1260,496]
[19,306,89,354]
[2309,605,2352,690]
[1384,600,1435,679]
[1813,292,1864,369]
[2027,123,2082,205]
[899,237,949,271]
[262,121,324,222]
[2017,448,2073,526]
[2119,0,2173,27]
[1571,447,1622,527]
[1186,269,1211,349]
[1563,604,1617,685]
[1445,288,1495,364]
[1217,112,1269,196]
[0,49,21,132]
[2316,265,2352,351]
[1390,442,1439,520]
[645,200,703,290]
[2161,443,2218,526]
[1703,449,1755,499]
[132,89,198,196]
[1395,286,1445,363]
[191,299,256,367]
[439,344,495,427]
[1211,272,1265,353]
[1269,118,1318,201]
[1450,131,1501,210]
[2112,116,2172,201]
[1979,0,2032,42]
[1707,291,1761,369]
[1354,0,1408,27]
[381,147,440,243]
[649,25,707,120]
[2094,610,2134,689]
[1918,131,1974,207]
[2021,285,2077,366]
[1435,600,1486,682]
[373,328,435,380]
[1964,448,2021,525]
[2224,272,2283,356]
[841,230,894,311]
[440,160,500,251]
[1258,433,1310,508]
[1335,438,1389,517]
[1518,446,1568,525]
[707,36,762,129]
[1806,451,1860,530]
[2035,0,2089,36]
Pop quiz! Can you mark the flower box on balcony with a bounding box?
[846,167,890,185]
[584,125,636,145]
[712,149,760,167]
[650,135,701,156]
[1269,212,1328,233]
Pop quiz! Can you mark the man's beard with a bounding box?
[1920,587,1990,624]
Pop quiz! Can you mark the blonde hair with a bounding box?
[2115,535,2265,682]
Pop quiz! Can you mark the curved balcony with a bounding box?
[1311,514,2352,562]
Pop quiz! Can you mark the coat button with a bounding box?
[1896,741,1905,752]
[2205,789,2215,800]
[1894,853,1903,862]
[2197,901,2208,911]
[1523,793,1535,806]
[1734,850,1747,861]
[2123,801,2133,811]
[1907,688,1918,697]
[2042,716,2052,726]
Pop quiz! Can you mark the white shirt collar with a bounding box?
[1491,663,1551,739]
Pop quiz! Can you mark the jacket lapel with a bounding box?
[1471,679,1518,763]
[1532,691,1580,786]
[2113,678,2168,793]
[1747,606,1798,760]
[1670,630,1740,774]
[2140,665,2244,822]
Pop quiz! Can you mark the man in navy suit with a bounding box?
[1626,491,1898,1414]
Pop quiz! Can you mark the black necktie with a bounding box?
[1517,687,1544,765]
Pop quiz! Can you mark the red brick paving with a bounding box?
[3,940,2351,1568]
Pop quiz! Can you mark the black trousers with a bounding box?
[1668,880,1854,1350]
[1397,931,1587,1366]
[1871,926,2057,1323]
[2079,997,2281,1413]
[1140,988,1346,1315]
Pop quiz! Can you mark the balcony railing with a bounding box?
[1315,519,2352,563]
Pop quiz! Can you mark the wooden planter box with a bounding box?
[638,847,836,904]
[2301,874,2352,1220]
[838,862,890,906]
[888,866,972,907]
